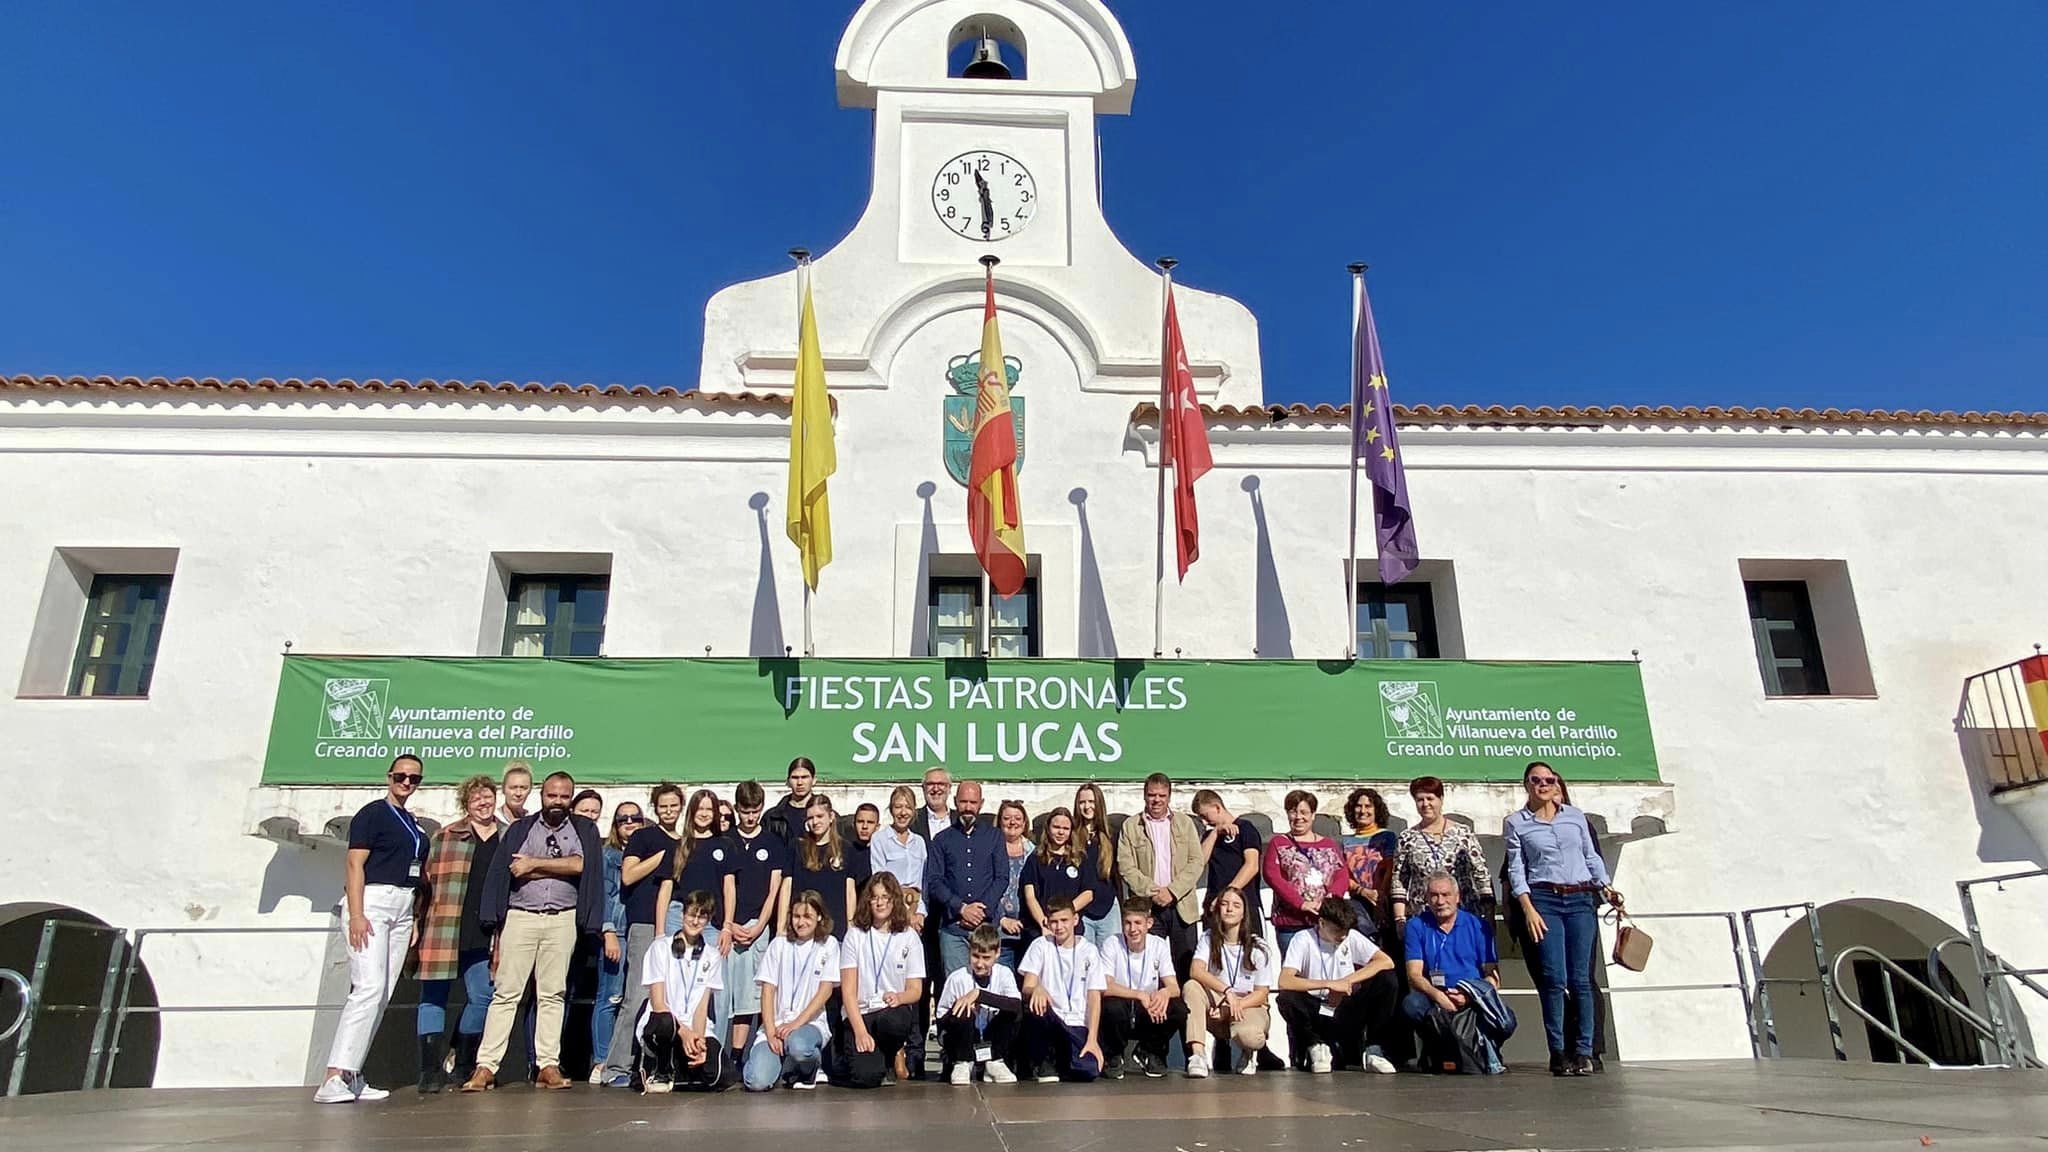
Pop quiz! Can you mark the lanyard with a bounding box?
[677,942,704,1015]
[1052,943,1085,1011]
[783,940,815,1022]
[1222,943,1243,992]
[387,802,423,861]
[866,931,893,1003]
[1115,941,1136,989]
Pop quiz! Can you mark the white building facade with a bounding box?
[3,0,2047,1090]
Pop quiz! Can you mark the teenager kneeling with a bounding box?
[1277,898,1400,1074]
[1183,887,1277,1078]
[636,890,737,1093]
[1098,901,1184,1078]
[1018,896,1107,1082]
[839,873,926,1089]
[743,889,840,1091]
[936,924,1022,1084]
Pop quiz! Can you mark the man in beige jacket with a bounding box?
[1115,773,1205,981]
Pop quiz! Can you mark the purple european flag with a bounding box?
[1351,278,1418,584]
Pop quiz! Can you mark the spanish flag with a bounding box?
[968,263,1027,597]
[2024,656,2048,760]
[785,271,834,590]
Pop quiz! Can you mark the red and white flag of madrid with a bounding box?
[1161,284,1213,580]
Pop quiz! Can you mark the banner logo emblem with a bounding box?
[1379,681,1445,739]
[320,678,391,740]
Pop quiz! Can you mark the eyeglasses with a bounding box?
[389,773,423,786]
[1528,776,1561,787]
[924,782,948,790]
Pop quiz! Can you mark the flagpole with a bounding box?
[790,246,814,658]
[1152,257,1178,658]
[1346,262,1367,661]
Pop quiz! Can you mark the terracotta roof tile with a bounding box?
[0,374,826,412]
[1130,401,2048,431]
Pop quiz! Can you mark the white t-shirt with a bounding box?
[1019,936,1108,1028]
[839,926,926,1012]
[1099,933,1174,994]
[937,964,1021,1032]
[1281,928,1382,1000]
[1193,928,1278,995]
[757,936,840,1044]
[637,933,723,1040]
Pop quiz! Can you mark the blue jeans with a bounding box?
[418,950,492,1037]
[1528,888,1598,1056]
[743,1027,825,1091]
[1080,915,1115,950]
[939,929,972,988]
[591,935,627,1063]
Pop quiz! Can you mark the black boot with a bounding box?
[1548,1051,1569,1077]
[451,1032,482,1086]
[418,1033,449,1094]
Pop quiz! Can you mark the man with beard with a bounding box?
[464,771,605,1092]
[926,781,1004,988]
[765,757,818,845]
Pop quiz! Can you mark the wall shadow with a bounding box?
[748,492,787,657]
[1244,476,1292,657]
[1069,487,1118,657]
[909,482,940,657]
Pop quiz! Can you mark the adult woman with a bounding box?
[603,783,686,1086]
[995,800,1033,965]
[1503,761,1623,1077]
[784,793,857,937]
[591,801,644,1083]
[871,785,928,928]
[1182,887,1276,1078]
[1339,788,1398,945]
[571,790,604,822]
[1390,776,1493,931]
[715,799,736,836]
[414,773,500,1093]
[1020,807,1092,941]
[1260,790,1348,952]
[1072,784,1118,948]
[1533,775,1611,1071]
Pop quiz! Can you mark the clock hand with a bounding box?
[973,169,993,239]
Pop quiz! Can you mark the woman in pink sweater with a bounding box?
[1260,790,1349,951]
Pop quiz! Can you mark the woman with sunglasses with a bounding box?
[1503,761,1623,1077]
[590,801,646,1082]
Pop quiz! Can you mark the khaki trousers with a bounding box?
[477,908,576,1073]
[1183,981,1270,1054]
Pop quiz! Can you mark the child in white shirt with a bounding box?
[742,889,840,1091]
[838,873,927,1089]
[1277,898,1399,1074]
[935,923,1022,1085]
[636,890,735,1092]
[1017,895,1107,1083]
[1183,887,1278,1078]
[1096,901,1184,1078]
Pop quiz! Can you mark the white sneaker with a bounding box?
[588,1065,604,1085]
[950,1062,974,1086]
[813,1067,830,1086]
[642,1077,672,1095]
[1033,1071,1058,1084]
[1362,1052,1397,1075]
[349,1074,389,1102]
[1308,1044,1333,1074]
[1238,1054,1258,1077]
[313,1074,356,1103]
[791,1077,817,1091]
[985,1059,1017,1084]
[1185,1050,1210,1079]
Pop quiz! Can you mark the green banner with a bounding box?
[260,656,1661,785]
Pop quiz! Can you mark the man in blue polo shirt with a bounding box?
[1402,870,1513,1072]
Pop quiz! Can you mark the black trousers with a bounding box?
[1098,995,1186,1064]
[638,1013,737,1091]
[1022,1011,1103,1081]
[1149,903,1198,984]
[912,928,942,1075]
[1276,969,1402,1067]
[839,1003,918,1089]
[938,1007,1018,1064]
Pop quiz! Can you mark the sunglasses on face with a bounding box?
[615,813,644,826]
[389,773,422,786]
[1529,776,1560,787]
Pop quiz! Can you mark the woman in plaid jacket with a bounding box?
[414,774,504,1092]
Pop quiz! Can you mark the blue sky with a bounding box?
[2,2,2042,411]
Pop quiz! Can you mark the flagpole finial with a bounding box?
[1347,262,1368,275]
[1156,256,1179,273]
[979,254,1000,268]
[789,248,811,264]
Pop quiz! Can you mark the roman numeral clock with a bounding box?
[931,150,1036,242]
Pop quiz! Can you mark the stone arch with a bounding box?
[0,902,159,1092]
[860,272,1106,387]
[1758,897,2028,1064]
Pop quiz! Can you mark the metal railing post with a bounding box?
[5,921,59,1097]
[1957,879,2017,1066]
[1742,910,1778,1057]
[1726,912,1761,1059]
[82,930,130,1091]
[98,929,145,1090]
[1804,902,1848,1061]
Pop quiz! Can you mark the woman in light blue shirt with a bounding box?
[1502,762,1623,1077]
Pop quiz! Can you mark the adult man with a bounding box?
[1402,870,1512,1074]
[1115,773,1204,979]
[497,762,533,826]
[1192,789,1262,908]
[913,766,953,843]
[765,757,817,845]
[926,780,1003,984]
[463,771,604,1092]
[601,783,684,1086]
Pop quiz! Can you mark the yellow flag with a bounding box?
[786,276,834,589]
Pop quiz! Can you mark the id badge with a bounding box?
[1429,969,1448,989]
[974,1044,994,1064]
[408,860,423,879]
[1318,1000,1336,1018]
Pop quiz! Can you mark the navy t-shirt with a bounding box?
[348,800,426,888]
[790,848,857,939]
[1203,817,1264,903]
[1020,851,1088,923]
[621,826,678,927]
[671,834,728,927]
[718,828,792,927]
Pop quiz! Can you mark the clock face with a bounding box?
[932,150,1036,242]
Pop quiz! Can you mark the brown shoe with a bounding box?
[459,1067,494,1093]
[535,1065,572,1090]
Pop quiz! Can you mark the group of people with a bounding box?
[313,756,1622,1103]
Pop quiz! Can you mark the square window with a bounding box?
[1357,582,1438,660]
[503,575,609,657]
[926,575,1038,657]
[1739,560,1873,697]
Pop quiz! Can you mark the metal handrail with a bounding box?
[0,968,30,1045]
[1829,945,2043,1069]
[1957,867,2048,1066]
[1741,902,1846,1060]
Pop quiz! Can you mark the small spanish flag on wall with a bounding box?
[2024,656,2048,760]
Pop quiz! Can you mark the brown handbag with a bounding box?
[1609,910,1653,972]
